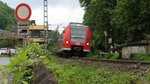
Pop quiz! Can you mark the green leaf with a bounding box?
[22,81,28,84]
[3,79,8,84]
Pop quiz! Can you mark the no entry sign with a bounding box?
[15,3,32,22]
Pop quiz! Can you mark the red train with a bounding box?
[57,22,91,57]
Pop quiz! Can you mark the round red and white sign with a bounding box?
[15,3,32,22]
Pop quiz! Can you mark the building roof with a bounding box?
[29,25,47,30]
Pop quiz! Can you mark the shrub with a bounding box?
[0,37,17,48]
[106,53,119,60]
[131,53,150,61]
[0,43,49,83]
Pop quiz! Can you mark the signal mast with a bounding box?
[44,0,48,49]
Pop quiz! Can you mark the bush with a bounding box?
[0,38,17,48]
[131,53,150,61]
[106,53,120,60]
[0,43,50,83]
[147,73,150,81]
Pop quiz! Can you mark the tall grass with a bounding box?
[131,53,150,61]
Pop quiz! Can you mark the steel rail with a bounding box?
[83,58,150,65]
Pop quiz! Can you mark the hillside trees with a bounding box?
[0,1,17,30]
[0,37,17,48]
[79,0,150,51]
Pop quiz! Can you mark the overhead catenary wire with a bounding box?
[55,0,79,33]
[69,0,79,21]
[64,0,78,25]
[59,0,79,27]
[49,0,77,31]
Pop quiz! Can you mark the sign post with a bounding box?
[15,3,32,45]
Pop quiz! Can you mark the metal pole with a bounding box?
[44,0,48,49]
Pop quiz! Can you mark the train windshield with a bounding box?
[70,24,87,42]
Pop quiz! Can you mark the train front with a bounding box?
[69,23,91,57]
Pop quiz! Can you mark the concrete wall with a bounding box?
[122,45,149,59]
[146,45,150,54]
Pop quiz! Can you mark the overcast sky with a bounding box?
[1,0,85,30]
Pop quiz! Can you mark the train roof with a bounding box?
[69,22,88,28]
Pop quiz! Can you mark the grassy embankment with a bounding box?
[0,43,150,84]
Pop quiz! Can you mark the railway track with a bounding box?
[58,57,150,65]
[58,56,150,65]
[57,57,150,74]
[83,58,150,65]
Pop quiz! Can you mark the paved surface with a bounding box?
[0,57,11,84]
[0,58,11,66]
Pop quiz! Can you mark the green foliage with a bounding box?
[0,1,17,30]
[0,43,149,83]
[79,0,150,51]
[147,73,150,81]
[86,51,100,59]
[0,37,17,48]
[48,30,59,52]
[0,43,49,83]
[131,53,150,61]
[86,51,120,60]
[111,0,150,43]
[80,0,117,51]
[45,57,138,84]
[107,53,119,59]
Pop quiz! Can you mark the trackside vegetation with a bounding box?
[131,53,150,61]
[79,0,150,52]
[0,43,48,83]
[46,57,138,84]
[0,43,150,84]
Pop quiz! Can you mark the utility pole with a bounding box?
[44,0,48,49]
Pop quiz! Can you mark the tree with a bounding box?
[79,0,150,52]
[0,37,17,48]
[48,30,59,52]
[80,0,116,51]
[0,1,17,30]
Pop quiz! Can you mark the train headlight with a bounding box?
[86,43,90,46]
[66,41,69,44]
